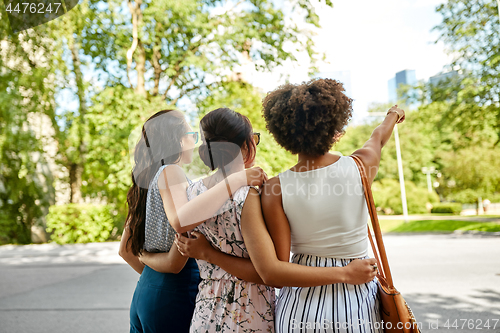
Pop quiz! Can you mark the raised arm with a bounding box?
[241,188,378,287]
[351,105,405,184]
[159,165,267,233]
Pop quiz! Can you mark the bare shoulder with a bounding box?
[158,164,188,190]
[261,175,282,198]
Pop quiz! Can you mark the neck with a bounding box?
[218,161,244,177]
[297,152,331,164]
[204,162,244,189]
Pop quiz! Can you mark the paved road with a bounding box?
[0,235,499,333]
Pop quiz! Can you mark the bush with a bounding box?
[46,204,119,244]
[430,202,462,215]
[372,179,439,215]
[450,189,481,204]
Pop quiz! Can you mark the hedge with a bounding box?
[430,202,463,215]
[46,204,119,244]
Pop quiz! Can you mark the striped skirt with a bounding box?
[275,254,382,333]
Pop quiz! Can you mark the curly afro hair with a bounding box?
[262,78,353,156]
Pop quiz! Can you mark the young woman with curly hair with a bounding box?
[241,78,405,333]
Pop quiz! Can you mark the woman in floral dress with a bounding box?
[184,108,275,333]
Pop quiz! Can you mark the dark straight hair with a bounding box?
[198,108,256,171]
[125,110,187,256]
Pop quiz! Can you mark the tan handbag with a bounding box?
[351,155,420,333]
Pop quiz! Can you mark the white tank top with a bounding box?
[278,156,369,259]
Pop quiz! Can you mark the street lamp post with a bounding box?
[421,166,436,193]
[393,124,409,222]
[369,113,409,223]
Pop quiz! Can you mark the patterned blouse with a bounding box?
[143,165,191,252]
[187,179,275,332]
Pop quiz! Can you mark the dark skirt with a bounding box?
[130,258,200,333]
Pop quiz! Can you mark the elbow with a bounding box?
[169,217,187,234]
[166,263,183,274]
[259,271,279,287]
[118,247,126,259]
[262,276,281,288]
[172,266,183,274]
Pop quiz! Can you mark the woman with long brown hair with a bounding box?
[119,109,267,333]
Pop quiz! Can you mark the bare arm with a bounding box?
[139,245,189,274]
[352,105,405,184]
[118,227,144,274]
[260,176,291,262]
[159,165,267,233]
[175,232,267,285]
[241,188,378,287]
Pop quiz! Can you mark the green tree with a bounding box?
[59,0,333,205]
[0,7,60,243]
[432,0,500,145]
[197,80,296,176]
[335,104,436,188]
[83,86,168,208]
[439,146,500,200]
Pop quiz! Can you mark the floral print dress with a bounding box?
[187,180,275,333]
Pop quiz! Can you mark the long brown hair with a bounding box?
[125,110,187,256]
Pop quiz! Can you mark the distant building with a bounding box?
[315,71,352,98]
[388,69,417,102]
[429,70,458,86]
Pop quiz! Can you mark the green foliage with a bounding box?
[438,146,500,199]
[197,81,296,176]
[336,106,437,188]
[450,189,481,204]
[83,86,169,209]
[2,0,329,245]
[430,203,463,215]
[81,0,330,100]
[430,0,500,143]
[46,204,120,244]
[0,12,58,244]
[371,179,439,215]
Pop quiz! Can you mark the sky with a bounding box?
[248,0,452,124]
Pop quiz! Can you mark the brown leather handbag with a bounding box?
[351,155,421,333]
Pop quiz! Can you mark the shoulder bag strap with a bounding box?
[350,155,395,289]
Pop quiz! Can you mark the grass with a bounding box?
[378,219,500,234]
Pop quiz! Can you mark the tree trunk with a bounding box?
[69,163,83,203]
[136,41,147,97]
[127,0,146,97]
[68,33,86,204]
[152,23,163,96]
[152,47,161,96]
